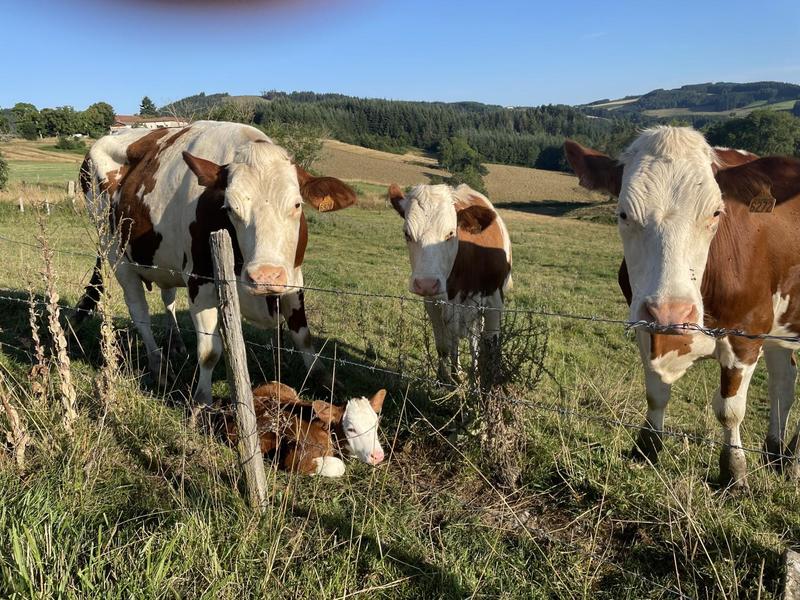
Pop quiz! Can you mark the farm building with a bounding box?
[110,115,188,133]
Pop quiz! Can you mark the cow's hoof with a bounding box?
[719,447,749,493]
[629,428,662,463]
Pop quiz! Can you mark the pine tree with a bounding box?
[139,96,157,117]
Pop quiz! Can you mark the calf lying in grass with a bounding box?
[218,382,386,477]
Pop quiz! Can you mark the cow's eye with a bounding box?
[445,230,456,240]
[713,210,721,217]
[618,212,628,221]
[346,427,356,435]
[404,230,412,242]
[294,202,301,209]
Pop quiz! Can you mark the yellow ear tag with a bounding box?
[749,190,776,213]
[318,196,335,212]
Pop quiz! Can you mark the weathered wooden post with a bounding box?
[784,549,800,600]
[18,197,23,213]
[67,180,75,198]
[210,230,268,512]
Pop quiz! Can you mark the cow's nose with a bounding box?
[246,265,288,294]
[412,278,440,296]
[645,300,697,328]
[369,448,385,465]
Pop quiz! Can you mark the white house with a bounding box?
[110,115,189,133]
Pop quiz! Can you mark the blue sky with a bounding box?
[2,0,799,114]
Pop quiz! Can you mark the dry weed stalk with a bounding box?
[35,205,78,432]
[27,287,49,405]
[0,370,30,470]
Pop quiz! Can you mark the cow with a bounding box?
[387,183,512,383]
[217,381,386,475]
[75,121,357,406]
[564,126,800,490]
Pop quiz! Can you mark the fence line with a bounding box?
[1,289,795,463]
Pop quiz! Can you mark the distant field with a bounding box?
[318,139,605,204]
[642,98,799,118]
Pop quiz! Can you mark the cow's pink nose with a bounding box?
[247,265,288,293]
[645,300,697,328]
[369,449,385,465]
[412,278,440,296]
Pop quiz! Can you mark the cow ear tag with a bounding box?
[749,188,776,213]
[318,195,335,212]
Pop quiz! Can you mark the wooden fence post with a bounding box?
[784,549,800,600]
[210,230,268,512]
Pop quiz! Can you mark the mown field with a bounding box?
[0,143,798,599]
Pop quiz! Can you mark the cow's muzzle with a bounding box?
[246,264,289,295]
[642,298,699,333]
[411,277,442,297]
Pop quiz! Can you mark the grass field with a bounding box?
[0,146,798,598]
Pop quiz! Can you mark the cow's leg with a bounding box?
[278,290,330,387]
[763,345,797,470]
[161,287,187,357]
[425,301,455,383]
[631,367,672,462]
[116,265,166,384]
[188,287,222,408]
[713,358,758,491]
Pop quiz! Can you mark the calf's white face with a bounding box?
[388,184,495,297]
[566,127,725,329]
[313,389,386,465]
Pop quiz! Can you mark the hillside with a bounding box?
[582,81,800,118]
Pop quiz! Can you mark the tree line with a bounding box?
[0,102,115,140]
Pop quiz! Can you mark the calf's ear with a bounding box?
[457,205,496,234]
[388,184,407,217]
[563,140,623,197]
[295,165,357,212]
[369,389,387,413]
[312,400,345,424]
[183,151,225,187]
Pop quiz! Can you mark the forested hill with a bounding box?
[582,81,800,117]
[159,91,638,171]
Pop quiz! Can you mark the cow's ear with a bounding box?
[457,205,496,234]
[295,165,357,212]
[563,140,623,197]
[312,400,345,424]
[369,389,386,414]
[388,184,407,217]
[183,151,224,187]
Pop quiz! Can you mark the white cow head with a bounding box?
[313,389,386,465]
[388,183,496,297]
[183,142,355,295]
[565,127,728,329]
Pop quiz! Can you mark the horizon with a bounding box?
[3,0,799,113]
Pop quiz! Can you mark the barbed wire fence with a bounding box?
[2,202,799,595]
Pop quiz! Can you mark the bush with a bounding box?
[438,136,488,194]
[55,136,86,151]
[0,150,8,190]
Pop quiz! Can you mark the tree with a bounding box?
[139,96,157,117]
[41,106,80,137]
[706,110,800,156]
[0,150,8,190]
[261,121,325,170]
[438,136,488,193]
[792,101,800,118]
[11,102,42,140]
[82,102,115,137]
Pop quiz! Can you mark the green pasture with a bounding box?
[0,175,798,598]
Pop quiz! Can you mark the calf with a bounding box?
[220,382,386,476]
[388,183,512,383]
[565,127,800,490]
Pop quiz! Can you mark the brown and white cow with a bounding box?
[388,183,512,382]
[76,121,356,405]
[565,126,800,490]
[218,381,386,476]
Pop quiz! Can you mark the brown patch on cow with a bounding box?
[111,127,192,266]
[563,140,623,197]
[286,291,308,333]
[447,197,510,300]
[720,367,743,398]
[187,164,242,301]
[618,260,632,305]
[294,212,308,268]
[295,165,357,212]
[388,183,405,216]
[650,334,693,360]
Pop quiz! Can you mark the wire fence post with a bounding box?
[210,230,268,512]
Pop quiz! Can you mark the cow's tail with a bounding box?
[73,256,104,325]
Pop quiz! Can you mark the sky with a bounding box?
[2,0,799,114]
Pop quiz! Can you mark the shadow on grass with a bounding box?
[494,199,594,217]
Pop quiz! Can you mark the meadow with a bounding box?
[0,140,798,598]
